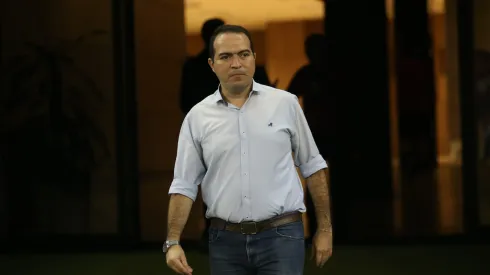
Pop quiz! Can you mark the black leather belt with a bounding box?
[209,212,302,235]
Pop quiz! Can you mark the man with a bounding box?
[165,25,333,275]
[179,19,275,251]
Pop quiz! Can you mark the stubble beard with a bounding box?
[225,78,252,96]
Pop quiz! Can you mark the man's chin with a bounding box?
[227,81,251,93]
[228,76,248,83]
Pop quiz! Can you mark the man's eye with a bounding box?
[220,55,229,60]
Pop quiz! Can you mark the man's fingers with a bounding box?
[168,259,191,275]
[316,251,323,267]
[316,249,332,268]
[168,259,185,273]
[181,256,193,274]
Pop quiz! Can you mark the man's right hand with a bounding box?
[166,245,193,275]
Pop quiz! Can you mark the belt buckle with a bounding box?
[240,221,258,235]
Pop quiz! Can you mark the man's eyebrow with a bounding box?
[219,49,252,56]
[238,49,252,54]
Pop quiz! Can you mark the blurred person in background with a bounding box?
[288,33,334,245]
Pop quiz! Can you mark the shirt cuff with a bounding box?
[298,154,328,178]
[168,179,199,201]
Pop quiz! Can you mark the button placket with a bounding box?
[238,108,251,219]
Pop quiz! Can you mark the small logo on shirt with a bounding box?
[268,122,273,127]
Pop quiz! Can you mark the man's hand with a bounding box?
[305,169,332,267]
[166,245,193,275]
[310,229,333,268]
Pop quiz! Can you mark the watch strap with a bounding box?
[162,240,180,253]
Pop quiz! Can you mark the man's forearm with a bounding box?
[167,194,194,240]
[306,168,332,232]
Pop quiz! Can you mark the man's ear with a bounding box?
[208,58,215,72]
[254,52,257,60]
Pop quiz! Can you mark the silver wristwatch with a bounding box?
[162,240,180,253]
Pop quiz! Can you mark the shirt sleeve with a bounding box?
[168,115,206,201]
[290,95,328,178]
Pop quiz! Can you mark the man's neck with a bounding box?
[221,83,252,107]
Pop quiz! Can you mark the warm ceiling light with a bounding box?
[185,0,324,33]
[386,0,445,18]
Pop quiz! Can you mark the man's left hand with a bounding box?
[310,229,333,268]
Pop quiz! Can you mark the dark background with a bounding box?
[1,0,489,274]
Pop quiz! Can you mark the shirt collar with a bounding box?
[213,79,263,104]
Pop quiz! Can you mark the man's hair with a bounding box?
[208,24,255,60]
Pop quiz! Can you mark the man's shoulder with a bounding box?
[186,92,219,115]
[255,82,299,103]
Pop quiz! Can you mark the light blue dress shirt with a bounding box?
[168,80,327,223]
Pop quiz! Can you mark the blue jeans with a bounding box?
[208,221,305,275]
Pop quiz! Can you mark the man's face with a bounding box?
[208,32,256,92]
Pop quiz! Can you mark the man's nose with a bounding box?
[230,55,242,68]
